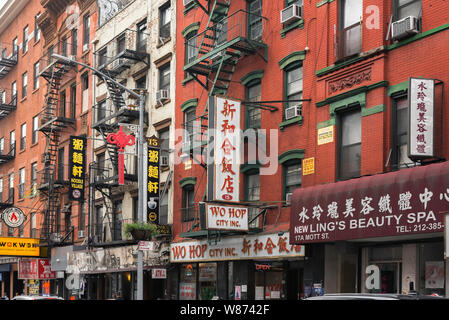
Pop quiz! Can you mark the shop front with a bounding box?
[290,161,449,296]
[66,241,170,300]
[18,258,56,296]
[170,231,307,300]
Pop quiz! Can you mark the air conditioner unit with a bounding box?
[391,16,419,40]
[78,230,85,238]
[183,0,194,6]
[285,105,302,120]
[51,233,61,242]
[161,155,169,167]
[82,43,89,52]
[285,192,293,204]
[281,4,302,24]
[68,55,77,61]
[156,89,170,102]
[111,58,130,70]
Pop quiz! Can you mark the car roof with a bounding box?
[305,293,445,300]
[12,295,63,300]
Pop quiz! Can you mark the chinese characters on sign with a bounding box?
[290,163,449,244]
[18,258,56,279]
[302,157,315,176]
[211,97,241,202]
[408,78,434,159]
[69,136,87,202]
[147,136,160,224]
[170,233,305,263]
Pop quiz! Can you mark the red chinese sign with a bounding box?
[18,258,56,279]
[211,97,241,202]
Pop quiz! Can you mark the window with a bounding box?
[284,161,301,197]
[392,97,413,169]
[117,34,126,53]
[71,28,78,55]
[185,32,198,64]
[98,47,107,67]
[70,83,76,119]
[60,89,66,117]
[338,108,361,180]
[0,137,4,155]
[95,206,104,240]
[214,19,228,47]
[0,177,3,202]
[33,61,40,90]
[8,173,14,201]
[184,108,196,148]
[20,123,26,151]
[182,185,195,222]
[10,130,15,155]
[79,202,86,232]
[11,81,17,100]
[159,63,170,91]
[61,36,68,57]
[34,13,41,42]
[248,0,263,41]
[23,25,29,53]
[135,76,146,89]
[31,162,37,189]
[137,19,147,52]
[97,99,107,123]
[19,167,25,199]
[12,37,18,55]
[286,0,302,7]
[284,64,303,116]
[57,148,65,181]
[159,4,171,41]
[246,171,260,228]
[30,212,37,238]
[32,115,38,144]
[113,201,122,241]
[246,82,261,128]
[394,0,422,21]
[83,14,90,50]
[22,72,27,98]
[82,72,89,112]
[338,0,363,59]
[158,127,170,160]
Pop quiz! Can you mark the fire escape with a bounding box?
[90,29,149,244]
[37,46,77,245]
[181,0,269,240]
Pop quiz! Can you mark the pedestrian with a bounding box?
[115,291,122,300]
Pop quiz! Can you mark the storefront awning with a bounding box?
[290,161,449,244]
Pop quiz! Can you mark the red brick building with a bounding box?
[172,0,449,299]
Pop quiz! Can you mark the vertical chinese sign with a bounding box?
[408,78,435,159]
[69,136,87,202]
[147,136,160,224]
[208,96,241,202]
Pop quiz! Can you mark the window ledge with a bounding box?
[280,19,304,38]
[279,116,303,130]
[183,2,197,15]
[182,74,194,86]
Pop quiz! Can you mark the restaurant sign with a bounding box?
[170,233,305,263]
[0,237,40,257]
[18,258,56,280]
[200,202,248,231]
[290,162,449,244]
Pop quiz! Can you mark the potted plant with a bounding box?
[124,222,159,241]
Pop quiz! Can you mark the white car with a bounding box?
[12,295,64,300]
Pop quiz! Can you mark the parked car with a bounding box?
[304,293,446,300]
[11,295,64,300]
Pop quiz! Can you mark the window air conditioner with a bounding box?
[285,192,293,204]
[111,58,130,70]
[391,16,419,40]
[156,89,170,102]
[78,230,85,238]
[183,0,195,6]
[161,155,169,167]
[83,43,89,52]
[51,233,62,242]
[281,4,302,24]
[68,55,77,61]
[285,105,302,120]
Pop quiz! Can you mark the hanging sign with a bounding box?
[408,77,435,159]
[1,207,26,228]
[0,237,40,257]
[147,136,160,224]
[69,136,87,201]
[208,96,241,203]
[106,126,136,185]
[201,203,248,231]
[18,258,56,279]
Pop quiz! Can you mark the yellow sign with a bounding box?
[0,237,40,257]
[302,157,315,176]
[318,125,334,145]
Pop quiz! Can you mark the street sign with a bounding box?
[138,241,154,251]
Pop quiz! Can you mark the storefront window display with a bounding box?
[179,263,218,300]
[419,242,445,296]
[199,263,217,300]
[180,264,197,300]
[366,245,402,294]
[254,262,284,300]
